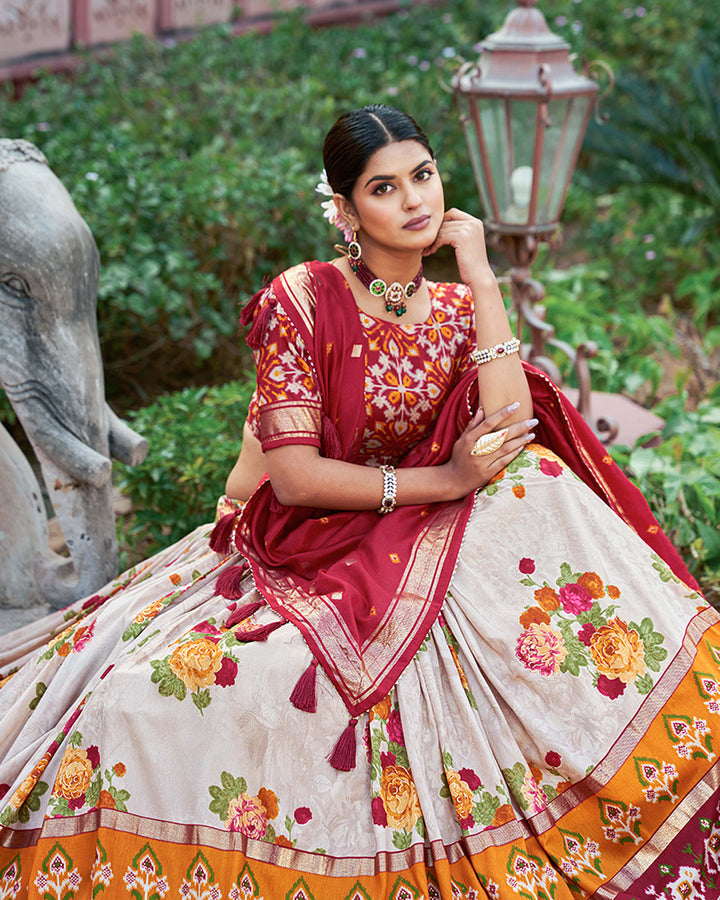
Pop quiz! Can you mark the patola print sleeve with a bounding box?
[249,284,323,452]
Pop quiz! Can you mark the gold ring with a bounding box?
[470,429,508,457]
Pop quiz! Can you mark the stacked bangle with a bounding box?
[377,465,397,515]
[470,337,521,366]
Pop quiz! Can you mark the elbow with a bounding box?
[269,472,313,508]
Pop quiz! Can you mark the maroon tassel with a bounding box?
[245,301,272,350]
[209,512,238,555]
[214,564,249,600]
[236,620,284,642]
[328,717,358,771]
[226,600,264,628]
[321,414,343,460]
[290,659,318,713]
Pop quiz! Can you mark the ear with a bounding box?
[334,193,359,234]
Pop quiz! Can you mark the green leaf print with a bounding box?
[506,454,533,473]
[391,829,412,850]
[208,773,247,820]
[112,789,131,813]
[415,817,426,838]
[29,682,47,711]
[122,622,146,642]
[630,617,668,672]
[442,750,454,770]
[192,689,212,714]
[635,673,655,695]
[502,762,529,811]
[472,791,501,827]
[85,775,102,809]
[150,658,187,701]
[264,823,276,843]
[68,730,83,748]
[558,627,589,677]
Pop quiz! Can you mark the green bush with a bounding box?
[609,384,720,603]
[114,379,254,564]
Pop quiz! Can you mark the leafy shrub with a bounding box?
[609,384,720,603]
[114,379,254,563]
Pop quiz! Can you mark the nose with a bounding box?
[403,182,422,209]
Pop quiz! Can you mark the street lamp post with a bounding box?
[450,0,618,441]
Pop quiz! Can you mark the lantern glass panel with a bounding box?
[538,95,593,223]
[506,99,540,224]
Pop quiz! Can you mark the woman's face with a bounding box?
[337,139,444,257]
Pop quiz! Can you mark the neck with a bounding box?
[359,245,423,285]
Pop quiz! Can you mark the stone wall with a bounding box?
[0,0,419,81]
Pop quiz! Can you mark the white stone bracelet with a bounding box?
[470,337,521,366]
[378,465,397,515]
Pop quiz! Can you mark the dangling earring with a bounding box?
[347,231,362,262]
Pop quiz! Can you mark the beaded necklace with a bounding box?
[348,253,423,318]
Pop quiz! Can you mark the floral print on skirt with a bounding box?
[0,445,718,899]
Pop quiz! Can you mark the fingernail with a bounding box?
[508,402,520,412]
[526,418,538,427]
[525,433,536,442]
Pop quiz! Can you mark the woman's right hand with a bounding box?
[444,402,538,497]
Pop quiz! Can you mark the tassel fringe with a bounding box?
[236,621,284,643]
[226,600,264,629]
[215,564,249,600]
[328,717,358,771]
[245,301,272,350]
[290,659,318,713]
[321,414,342,460]
[209,512,239,555]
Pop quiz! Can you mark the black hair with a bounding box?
[323,105,434,199]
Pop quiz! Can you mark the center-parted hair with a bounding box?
[323,105,434,199]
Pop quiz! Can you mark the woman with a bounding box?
[0,105,716,900]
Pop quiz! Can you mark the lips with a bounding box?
[403,215,431,231]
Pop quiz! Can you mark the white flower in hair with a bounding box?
[316,170,354,242]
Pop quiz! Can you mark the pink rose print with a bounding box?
[458,767,482,790]
[460,813,475,830]
[0,784,9,800]
[381,751,397,769]
[387,709,405,746]
[68,795,85,810]
[371,795,388,826]
[363,721,372,763]
[516,623,567,676]
[214,656,238,687]
[559,583,592,615]
[578,623,597,646]
[597,674,626,700]
[519,558,536,575]
[545,751,562,768]
[294,806,312,824]
[225,794,268,838]
[539,458,563,478]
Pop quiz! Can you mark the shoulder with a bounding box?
[428,280,474,317]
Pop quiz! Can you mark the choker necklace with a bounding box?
[348,251,423,318]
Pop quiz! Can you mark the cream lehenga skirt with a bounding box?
[1,445,717,900]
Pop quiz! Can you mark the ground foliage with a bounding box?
[0,0,718,594]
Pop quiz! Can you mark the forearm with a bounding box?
[468,273,533,423]
[265,446,460,510]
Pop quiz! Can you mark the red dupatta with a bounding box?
[226,261,700,720]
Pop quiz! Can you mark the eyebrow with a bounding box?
[363,159,433,189]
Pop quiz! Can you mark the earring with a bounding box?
[347,231,362,262]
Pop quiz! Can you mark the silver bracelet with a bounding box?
[470,337,521,366]
[377,464,397,515]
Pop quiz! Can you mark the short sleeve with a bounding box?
[249,285,323,452]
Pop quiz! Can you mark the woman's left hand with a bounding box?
[423,208,493,286]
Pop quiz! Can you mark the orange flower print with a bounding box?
[589,617,646,684]
[169,573,182,586]
[133,598,165,625]
[519,607,551,629]
[113,762,127,777]
[607,584,621,600]
[168,638,224,692]
[512,485,526,499]
[446,770,474,820]
[380,765,422,831]
[534,587,560,612]
[97,790,115,809]
[492,803,515,826]
[53,747,93,800]
[578,571,605,600]
[257,787,279,820]
[275,835,293,848]
[56,643,71,658]
[370,694,393,723]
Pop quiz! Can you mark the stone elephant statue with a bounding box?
[0,139,148,610]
